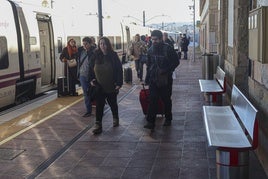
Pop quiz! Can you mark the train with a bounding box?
[0,0,179,110]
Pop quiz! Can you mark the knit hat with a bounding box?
[151,30,163,39]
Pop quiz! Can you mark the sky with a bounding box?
[21,0,199,24]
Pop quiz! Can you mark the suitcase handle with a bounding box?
[142,83,146,90]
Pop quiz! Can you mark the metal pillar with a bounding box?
[98,0,103,37]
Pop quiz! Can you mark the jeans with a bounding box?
[135,58,145,80]
[79,75,91,113]
[182,51,188,59]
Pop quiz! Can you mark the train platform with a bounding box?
[0,49,267,179]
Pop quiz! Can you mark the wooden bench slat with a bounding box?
[203,106,252,148]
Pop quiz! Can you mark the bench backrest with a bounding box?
[214,66,226,92]
[231,85,258,149]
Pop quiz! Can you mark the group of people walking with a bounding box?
[59,29,180,134]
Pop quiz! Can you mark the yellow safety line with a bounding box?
[0,97,83,146]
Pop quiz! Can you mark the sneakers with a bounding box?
[144,122,155,129]
[82,112,92,117]
[92,124,102,134]
[163,120,171,126]
[113,118,119,127]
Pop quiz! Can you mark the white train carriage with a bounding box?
[0,0,66,108]
[0,0,153,110]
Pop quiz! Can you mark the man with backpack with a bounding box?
[144,30,180,130]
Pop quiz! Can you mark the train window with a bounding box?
[57,37,63,53]
[0,36,9,70]
[30,37,37,45]
[115,36,122,50]
[107,36,114,48]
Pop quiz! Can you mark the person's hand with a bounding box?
[115,86,121,90]
[90,79,96,86]
[115,86,120,94]
[62,58,67,62]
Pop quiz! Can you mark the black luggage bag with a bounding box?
[58,64,70,97]
[124,67,132,83]
[57,76,69,97]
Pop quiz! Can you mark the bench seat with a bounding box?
[202,85,258,150]
[203,84,258,178]
[203,106,252,148]
[199,66,226,103]
[199,80,224,93]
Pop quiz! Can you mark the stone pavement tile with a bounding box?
[153,158,181,169]
[151,168,180,179]
[69,165,125,178]
[156,150,182,159]
[102,157,131,167]
[128,158,155,168]
[121,167,151,179]
[179,167,209,179]
[107,150,135,158]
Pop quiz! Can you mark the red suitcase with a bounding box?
[139,85,164,115]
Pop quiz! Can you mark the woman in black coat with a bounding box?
[89,37,123,134]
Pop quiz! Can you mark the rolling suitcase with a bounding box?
[124,67,132,83]
[57,64,69,97]
[139,85,164,115]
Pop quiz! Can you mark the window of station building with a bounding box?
[57,37,63,53]
[0,36,9,70]
[115,36,122,50]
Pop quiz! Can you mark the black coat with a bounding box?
[145,43,179,85]
[180,37,189,52]
[89,50,123,88]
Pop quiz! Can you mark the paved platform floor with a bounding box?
[0,49,267,179]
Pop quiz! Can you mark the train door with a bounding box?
[37,15,54,86]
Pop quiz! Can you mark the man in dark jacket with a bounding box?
[180,34,190,59]
[144,30,180,130]
[163,32,174,49]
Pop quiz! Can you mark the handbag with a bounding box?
[87,81,102,101]
[87,86,97,102]
[67,59,77,68]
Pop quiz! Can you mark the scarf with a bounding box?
[67,39,78,58]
